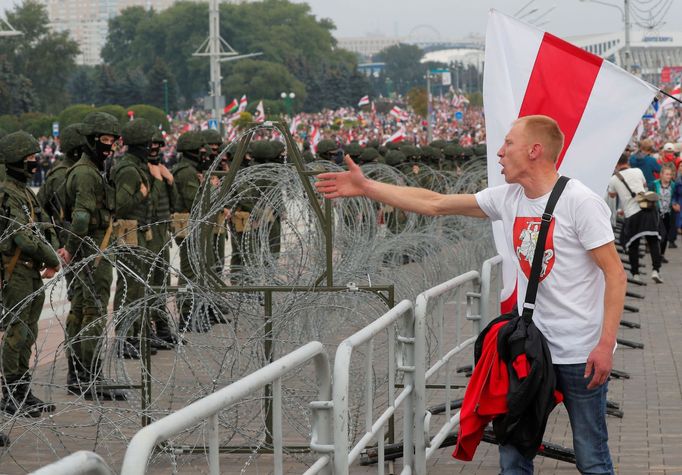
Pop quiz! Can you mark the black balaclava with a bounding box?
[6,156,38,183]
[85,134,115,170]
[148,142,162,165]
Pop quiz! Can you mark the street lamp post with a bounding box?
[579,0,632,72]
[280,91,295,117]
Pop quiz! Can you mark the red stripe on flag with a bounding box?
[518,32,603,168]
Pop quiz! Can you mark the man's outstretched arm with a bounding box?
[314,156,488,218]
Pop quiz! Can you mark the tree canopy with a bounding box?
[1,0,79,114]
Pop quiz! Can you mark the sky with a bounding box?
[2,0,681,40]
[291,0,682,40]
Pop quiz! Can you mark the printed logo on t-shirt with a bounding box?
[513,217,556,281]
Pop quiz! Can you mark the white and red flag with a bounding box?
[483,9,657,313]
[289,115,301,135]
[383,126,405,145]
[253,100,265,123]
[238,95,248,113]
[309,126,321,153]
[358,95,370,107]
[389,106,409,121]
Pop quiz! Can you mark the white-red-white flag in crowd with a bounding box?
[309,126,321,153]
[289,116,301,135]
[238,95,248,113]
[483,9,657,313]
[254,100,265,123]
[383,126,405,145]
[656,84,680,121]
[389,106,409,121]
[358,95,370,107]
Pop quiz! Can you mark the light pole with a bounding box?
[162,79,169,116]
[579,0,632,72]
[280,91,295,117]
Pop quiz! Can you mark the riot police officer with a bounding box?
[112,118,155,359]
[61,111,126,400]
[0,131,60,417]
[146,131,180,348]
[172,131,211,332]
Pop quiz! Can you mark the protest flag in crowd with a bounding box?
[389,106,409,121]
[254,101,266,123]
[358,95,370,107]
[383,126,405,145]
[483,9,657,313]
[309,126,321,153]
[238,95,248,113]
[223,98,238,115]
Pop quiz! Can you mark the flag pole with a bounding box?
[658,89,682,105]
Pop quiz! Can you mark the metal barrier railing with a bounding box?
[30,450,115,475]
[34,258,504,474]
[332,299,415,475]
[412,270,482,473]
[120,341,333,475]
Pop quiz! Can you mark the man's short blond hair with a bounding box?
[638,139,654,153]
[514,115,565,163]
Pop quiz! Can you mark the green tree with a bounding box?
[19,112,57,137]
[127,104,169,130]
[95,105,128,125]
[0,56,37,115]
[58,104,96,128]
[375,44,425,95]
[144,59,179,113]
[222,59,306,110]
[66,65,99,105]
[406,87,428,117]
[4,0,79,112]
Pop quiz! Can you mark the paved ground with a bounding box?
[3,238,682,474]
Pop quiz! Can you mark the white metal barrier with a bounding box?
[412,270,482,472]
[30,451,115,475]
[120,341,333,475]
[33,256,504,474]
[331,299,415,475]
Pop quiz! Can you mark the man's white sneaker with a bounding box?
[631,274,643,283]
[652,270,663,284]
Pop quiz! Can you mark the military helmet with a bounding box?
[79,111,121,138]
[152,130,165,145]
[0,131,40,164]
[429,139,448,151]
[358,147,380,164]
[384,150,406,167]
[443,144,460,159]
[201,129,222,146]
[366,139,381,150]
[176,131,204,152]
[316,139,338,156]
[60,123,87,155]
[269,140,285,161]
[400,144,420,161]
[473,144,487,158]
[462,147,474,158]
[248,140,273,162]
[344,142,362,159]
[121,118,156,146]
[385,141,401,151]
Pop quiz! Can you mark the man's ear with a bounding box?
[528,143,543,160]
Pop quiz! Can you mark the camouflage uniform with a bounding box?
[172,131,209,332]
[36,124,85,300]
[63,112,126,400]
[202,129,228,278]
[146,131,179,347]
[111,119,155,357]
[0,132,60,417]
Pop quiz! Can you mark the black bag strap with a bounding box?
[615,172,637,198]
[521,175,570,322]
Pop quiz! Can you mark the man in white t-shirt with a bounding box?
[607,154,662,283]
[315,115,626,475]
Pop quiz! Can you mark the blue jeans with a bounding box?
[499,363,614,475]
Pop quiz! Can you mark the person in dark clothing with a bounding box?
[629,138,661,191]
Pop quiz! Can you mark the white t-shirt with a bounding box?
[475,179,615,364]
[607,168,647,218]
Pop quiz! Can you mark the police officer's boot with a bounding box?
[0,378,40,418]
[151,318,179,349]
[81,363,128,402]
[21,377,56,413]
